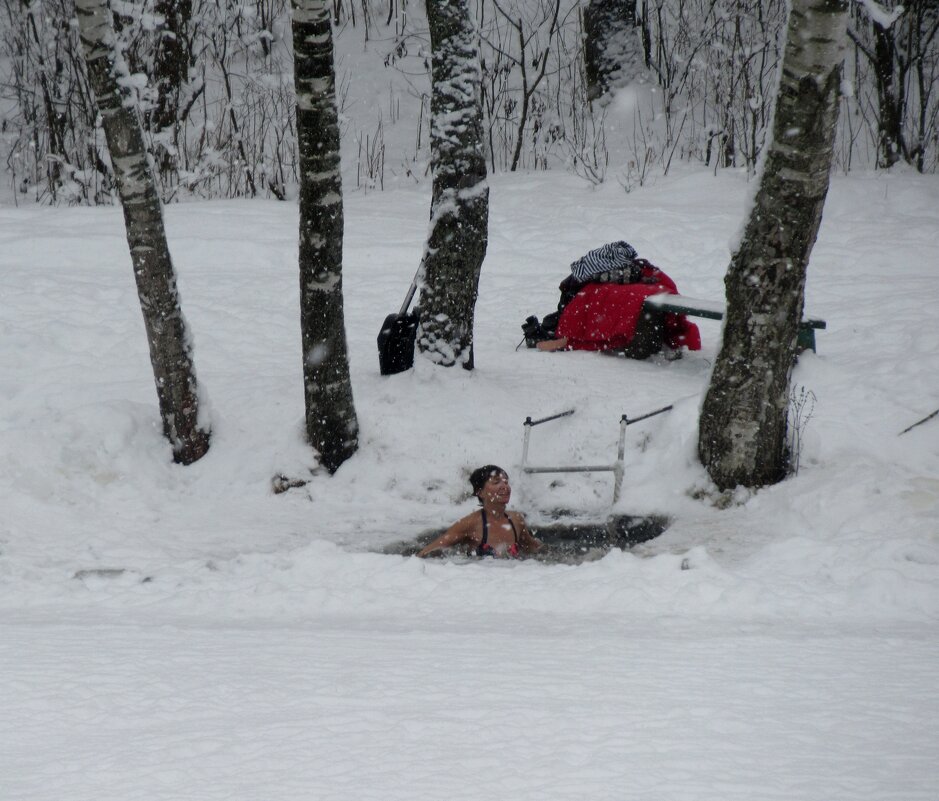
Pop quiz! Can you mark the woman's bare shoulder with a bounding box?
[451,508,483,534]
[508,510,529,525]
[457,508,482,524]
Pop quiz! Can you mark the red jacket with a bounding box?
[555,266,701,352]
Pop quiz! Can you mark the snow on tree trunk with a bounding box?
[698,0,847,491]
[417,0,490,370]
[291,0,359,472]
[75,0,210,465]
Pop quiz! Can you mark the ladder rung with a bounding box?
[523,465,617,474]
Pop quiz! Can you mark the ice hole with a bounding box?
[383,514,670,565]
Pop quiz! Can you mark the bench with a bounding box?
[643,293,827,353]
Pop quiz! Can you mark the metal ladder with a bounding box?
[520,405,673,503]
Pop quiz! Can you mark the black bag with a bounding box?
[378,265,421,375]
[520,311,561,348]
[378,308,419,375]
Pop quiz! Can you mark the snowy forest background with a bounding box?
[1,0,937,205]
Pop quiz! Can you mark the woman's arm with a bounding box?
[513,513,543,553]
[536,337,569,352]
[416,513,477,557]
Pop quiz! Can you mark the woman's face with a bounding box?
[479,472,511,505]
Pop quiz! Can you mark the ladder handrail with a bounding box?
[523,409,575,427]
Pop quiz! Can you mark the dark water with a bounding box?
[382,514,670,565]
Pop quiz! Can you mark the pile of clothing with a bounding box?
[522,240,701,358]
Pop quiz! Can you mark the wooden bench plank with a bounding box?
[643,293,826,352]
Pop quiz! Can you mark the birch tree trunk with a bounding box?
[291,0,359,472]
[698,0,847,491]
[75,0,210,465]
[417,0,490,370]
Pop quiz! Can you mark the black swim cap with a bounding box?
[469,465,507,495]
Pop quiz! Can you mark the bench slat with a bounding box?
[642,293,826,352]
[645,293,825,328]
[644,293,725,319]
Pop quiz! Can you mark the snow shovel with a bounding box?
[377,266,420,375]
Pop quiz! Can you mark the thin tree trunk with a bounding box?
[583,0,643,102]
[873,20,903,168]
[418,0,489,369]
[151,0,191,131]
[75,0,210,465]
[150,0,192,175]
[24,3,69,199]
[698,0,847,491]
[291,0,359,471]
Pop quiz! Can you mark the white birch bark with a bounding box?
[698,0,848,490]
[75,0,210,465]
[291,0,359,472]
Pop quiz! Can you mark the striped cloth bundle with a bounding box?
[569,241,639,282]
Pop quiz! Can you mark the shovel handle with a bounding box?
[399,280,419,316]
[399,259,425,316]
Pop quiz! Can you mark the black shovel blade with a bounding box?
[378,310,419,375]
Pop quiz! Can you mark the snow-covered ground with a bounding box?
[2,167,938,800]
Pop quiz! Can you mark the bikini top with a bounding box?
[476,509,520,558]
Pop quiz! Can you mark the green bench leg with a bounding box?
[796,324,817,354]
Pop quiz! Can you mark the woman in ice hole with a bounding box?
[417,465,542,558]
